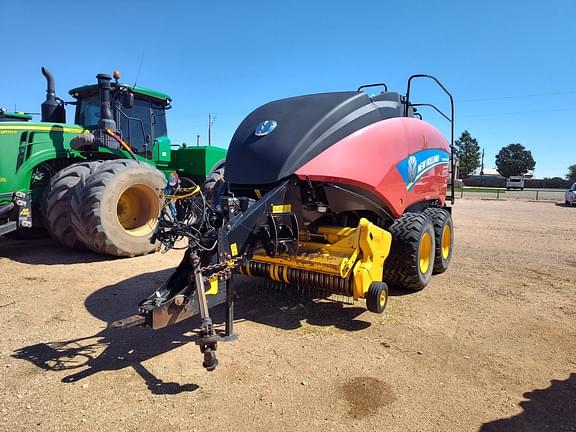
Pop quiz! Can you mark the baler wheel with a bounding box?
[423,208,454,274]
[70,159,166,257]
[366,281,389,313]
[43,161,102,249]
[382,212,435,292]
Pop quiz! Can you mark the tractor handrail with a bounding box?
[357,83,388,93]
[405,74,455,204]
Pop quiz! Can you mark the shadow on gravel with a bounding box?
[13,268,201,395]
[13,269,372,393]
[480,373,576,432]
[234,277,372,332]
[0,237,108,265]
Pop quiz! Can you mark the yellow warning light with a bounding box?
[113,69,121,80]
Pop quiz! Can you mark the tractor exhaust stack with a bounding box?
[41,67,66,123]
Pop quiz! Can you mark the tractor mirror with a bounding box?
[122,92,134,108]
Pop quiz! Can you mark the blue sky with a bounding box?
[1,0,574,178]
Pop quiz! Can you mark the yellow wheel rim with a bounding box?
[419,232,432,274]
[116,184,160,237]
[379,289,387,307]
[441,224,452,260]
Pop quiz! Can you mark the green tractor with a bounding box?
[0,68,226,257]
[0,109,32,122]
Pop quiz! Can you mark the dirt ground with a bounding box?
[1,199,575,432]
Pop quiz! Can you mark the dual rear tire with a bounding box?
[43,161,103,250]
[43,159,166,257]
[70,160,166,257]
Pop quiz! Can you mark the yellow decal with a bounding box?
[19,208,30,217]
[0,125,87,134]
[0,177,7,183]
[272,204,291,213]
[206,277,219,295]
[230,242,238,257]
[254,189,262,199]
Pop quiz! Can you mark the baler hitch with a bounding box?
[111,246,242,371]
[190,249,219,371]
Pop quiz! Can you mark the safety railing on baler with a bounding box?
[405,74,455,204]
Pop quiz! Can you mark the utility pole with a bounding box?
[208,113,216,147]
[480,148,485,176]
[196,135,200,146]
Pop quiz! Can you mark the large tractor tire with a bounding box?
[202,164,225,206]
[43,161,102,249]
[70,160,166,257]
[423,207,454,274]
[382,212,435,292]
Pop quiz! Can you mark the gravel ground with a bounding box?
[1,199,575,432]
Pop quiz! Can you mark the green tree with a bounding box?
[567,164,576,181]
[495,143,536,178]
[454,130,480,178]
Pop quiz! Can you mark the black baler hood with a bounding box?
[225,91,405,185]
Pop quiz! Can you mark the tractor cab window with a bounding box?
[76,96,101,128]
[152,104,167,138]
[117,99,168,158]
[117,99,152,156]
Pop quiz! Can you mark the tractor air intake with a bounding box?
[94,73,120,149]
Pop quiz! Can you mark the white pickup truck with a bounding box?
[506,176,525,190]
[566,182,576,206]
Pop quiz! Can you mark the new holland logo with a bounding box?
[397,149,450,191]
[407,155,418,183]
[255,120,278,136]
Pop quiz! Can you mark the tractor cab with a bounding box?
[69,78,172,159]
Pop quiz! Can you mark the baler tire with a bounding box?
[423,208,454,274]
[43,161,102,249]
[202,165,225,206]
[366,281,389,314]
[382,212,435,292]
[70,159,166,257]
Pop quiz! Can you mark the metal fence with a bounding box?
[456,189,566,202]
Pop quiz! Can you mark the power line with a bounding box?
[460,107,576,118]
[459,90,576,103]
[427,90,576,107]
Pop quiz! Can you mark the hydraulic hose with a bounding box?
[0,202,15,217]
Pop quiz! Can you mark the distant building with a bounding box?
[472,167,534,178]
[473,167,502,177]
